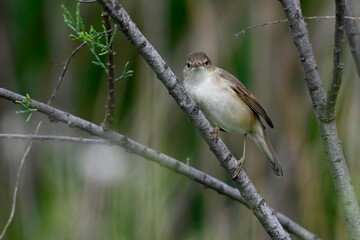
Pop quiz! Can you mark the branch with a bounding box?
[97,1,290,239]
[325,0,345,120]
[50,42,86,103]
[0,134,111,144]
[234,19,288,36]
[101,12,116,130]
[0,131,33,240]
[0,132,320,239]
[234,16,360,37]
[76,0,97,3]
[278,0,360,239]
[344,0,360,78]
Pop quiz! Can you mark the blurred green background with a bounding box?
[1,0,360,239]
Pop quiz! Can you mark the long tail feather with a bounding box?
[249,121,283,177]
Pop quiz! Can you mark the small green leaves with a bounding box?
[62,2,115,73]
[62,3,133,81]
[62,4,77,33]
[15,94,37,122]
[115,62,134,82]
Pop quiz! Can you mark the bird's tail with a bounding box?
[249,121,283,177]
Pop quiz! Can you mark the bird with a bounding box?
[183,51,283,178]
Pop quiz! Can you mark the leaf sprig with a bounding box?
[15,94,37,122]
[115,61,134,82]
[62,3,117,74]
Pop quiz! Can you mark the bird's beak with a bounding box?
[193,61,202,68]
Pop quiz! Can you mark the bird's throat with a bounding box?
[186,67,211,85]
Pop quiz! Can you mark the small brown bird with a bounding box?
[183,51,283,178]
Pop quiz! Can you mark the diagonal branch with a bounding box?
[96,1,290,239]
[278,0,360,239]
[0,105,320,240]
[325,0,345,119]
[344,0,360,78]
[51,42,87,103]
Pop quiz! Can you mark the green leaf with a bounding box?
[115,61,134,82]
[109,27,116,46]
[98,51,109,56]
[15,94,37,122]
[62,3,122,77]
[62,5,77,33]
[102,25,109,43]
[76,2,85,32]
[91,61,102,66]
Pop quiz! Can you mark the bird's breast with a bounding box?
[184,72,256,134]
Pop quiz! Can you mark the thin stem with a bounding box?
[76,0,98,3]
[0,134,111,144]
[234,16,360,37]
[0,135,33,240]
[101,12,116,130]
[325,0,345,119]
[50,42,86,103]
[344,0,360,78]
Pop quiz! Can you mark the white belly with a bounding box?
[184,71,255,134]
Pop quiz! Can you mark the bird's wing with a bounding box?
[216,67,274,128]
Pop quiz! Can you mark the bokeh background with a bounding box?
[1,0,360,239]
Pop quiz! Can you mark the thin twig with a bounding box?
[0,103,320,240]
[101,12,116,130]
[50,42,86,103]
[235,19,288,36]
[324,0,345,119]
[0,134,34,240]
[0,43,85,240]
[98,1,290,239]
[234,16,360,37]
[0,134,111,145]
[76,0,97,3]
[278,0,360,239]
[344,0,360,78]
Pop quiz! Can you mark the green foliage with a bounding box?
[62,3,114,73]
[115,61,134,82]
[62,3,133,81]
[15,93,37,122]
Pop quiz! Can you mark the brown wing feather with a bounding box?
[217,68,274,128]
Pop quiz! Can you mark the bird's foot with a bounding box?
[211,127,220,143]
[231,156,245,179]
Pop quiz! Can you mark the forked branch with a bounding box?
[278,0,360,239]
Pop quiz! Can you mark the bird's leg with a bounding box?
[211,127,220,143]
[232,133,247,179]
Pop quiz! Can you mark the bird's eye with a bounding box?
[186,62,191,68]
[204,60,208,66]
